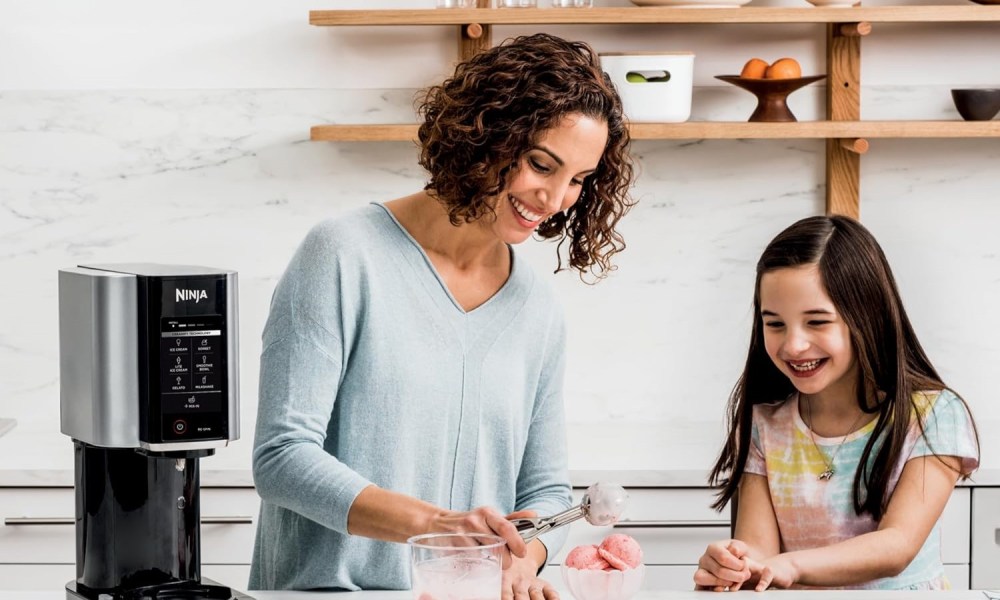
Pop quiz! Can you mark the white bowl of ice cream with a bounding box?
[561,534,645,600]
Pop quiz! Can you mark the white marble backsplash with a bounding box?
[3,0,1000,480]
[2,84,999,449]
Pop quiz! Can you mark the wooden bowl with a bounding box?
[951,89,1000,121]
[716,75,827,122]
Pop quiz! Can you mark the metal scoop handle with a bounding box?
[511,505,585,544]
[510,482,628,544]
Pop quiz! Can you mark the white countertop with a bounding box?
[2,421,997,488]
[1,590,995,600]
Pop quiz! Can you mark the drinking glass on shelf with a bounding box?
[553,0,593,6]
[436,0,475,7]
[498,0,537,6]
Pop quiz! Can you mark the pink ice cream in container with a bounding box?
[562,534,645,600]
[509,482,643,600]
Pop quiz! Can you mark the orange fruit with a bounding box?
[740,58,768,79]
[765,58,802,80]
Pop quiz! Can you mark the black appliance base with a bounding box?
[66,579,254,600]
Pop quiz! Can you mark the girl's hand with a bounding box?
[693,539,752,591]
[744,554,797,591]
[425,507,530,568]
[502,553,559,600]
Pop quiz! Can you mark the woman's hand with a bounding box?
[693,539,752,591]
[502,552,558,600]
[425,507,530,568]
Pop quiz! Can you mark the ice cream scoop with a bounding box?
[564,544,611,570]
[598,534,643,570]
[565,534,643,572]
[511,482,628,544]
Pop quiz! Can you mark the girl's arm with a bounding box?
[694,474,780,590]
[732,473,782,560]
[756,454,961,589]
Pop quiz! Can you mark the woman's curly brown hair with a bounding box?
[416,33,636,280]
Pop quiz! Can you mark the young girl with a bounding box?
[695,215,979,592]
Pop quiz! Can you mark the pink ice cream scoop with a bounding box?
[564,544,611,570]
[597,534,643,570]
[562,534,645,600]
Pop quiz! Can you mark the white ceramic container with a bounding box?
[600,52,695,123]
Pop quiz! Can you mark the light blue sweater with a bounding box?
[249,203,574,591]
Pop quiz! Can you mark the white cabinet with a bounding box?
[0,564,75,591]
[0,486,259,591]
[971,487,1000,589]
[0,487,74,564]
[548,486,972,591]
[0,484,981,591]
[942,488,972,590]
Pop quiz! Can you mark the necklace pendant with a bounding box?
[818,469,834,481]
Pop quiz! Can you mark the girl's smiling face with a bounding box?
[759,264,857,401]
[490,113,607,245]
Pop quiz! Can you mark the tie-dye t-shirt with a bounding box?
[745,389,978,590]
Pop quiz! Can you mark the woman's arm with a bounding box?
[347,485,528,561]
[513,367,573,557]
[762,454,961,588]
[252,318,371,535]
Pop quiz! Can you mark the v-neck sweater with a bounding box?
[249,203,573,591]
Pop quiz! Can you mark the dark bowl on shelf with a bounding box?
[951,89,1000,121]
[968,0,1000,5]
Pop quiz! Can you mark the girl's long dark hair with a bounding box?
[709,215,978,520]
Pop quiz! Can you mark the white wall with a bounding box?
[1,0,998,472]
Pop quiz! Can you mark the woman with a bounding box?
[249,33,635,598]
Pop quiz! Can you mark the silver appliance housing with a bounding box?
[59,264,239,451]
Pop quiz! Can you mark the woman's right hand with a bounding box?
[693,539,752,591]
[425,507,530,568]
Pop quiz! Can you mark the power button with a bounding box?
[173,419,187,434]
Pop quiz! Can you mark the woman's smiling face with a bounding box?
[759,263,857,400]
[490,113,608,245]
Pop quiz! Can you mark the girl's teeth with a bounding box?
[791,359,821,372]
[510,197,542,222]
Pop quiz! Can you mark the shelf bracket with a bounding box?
[838,21,872,38]
[825,22,863,219]
[839,137,869,154]
[458,1,492,61]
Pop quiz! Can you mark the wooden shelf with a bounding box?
[311,121,1000,142]
[308,5,1000,217]
[310,6,1000,26]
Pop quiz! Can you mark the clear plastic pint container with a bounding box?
[408,533,504,600]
